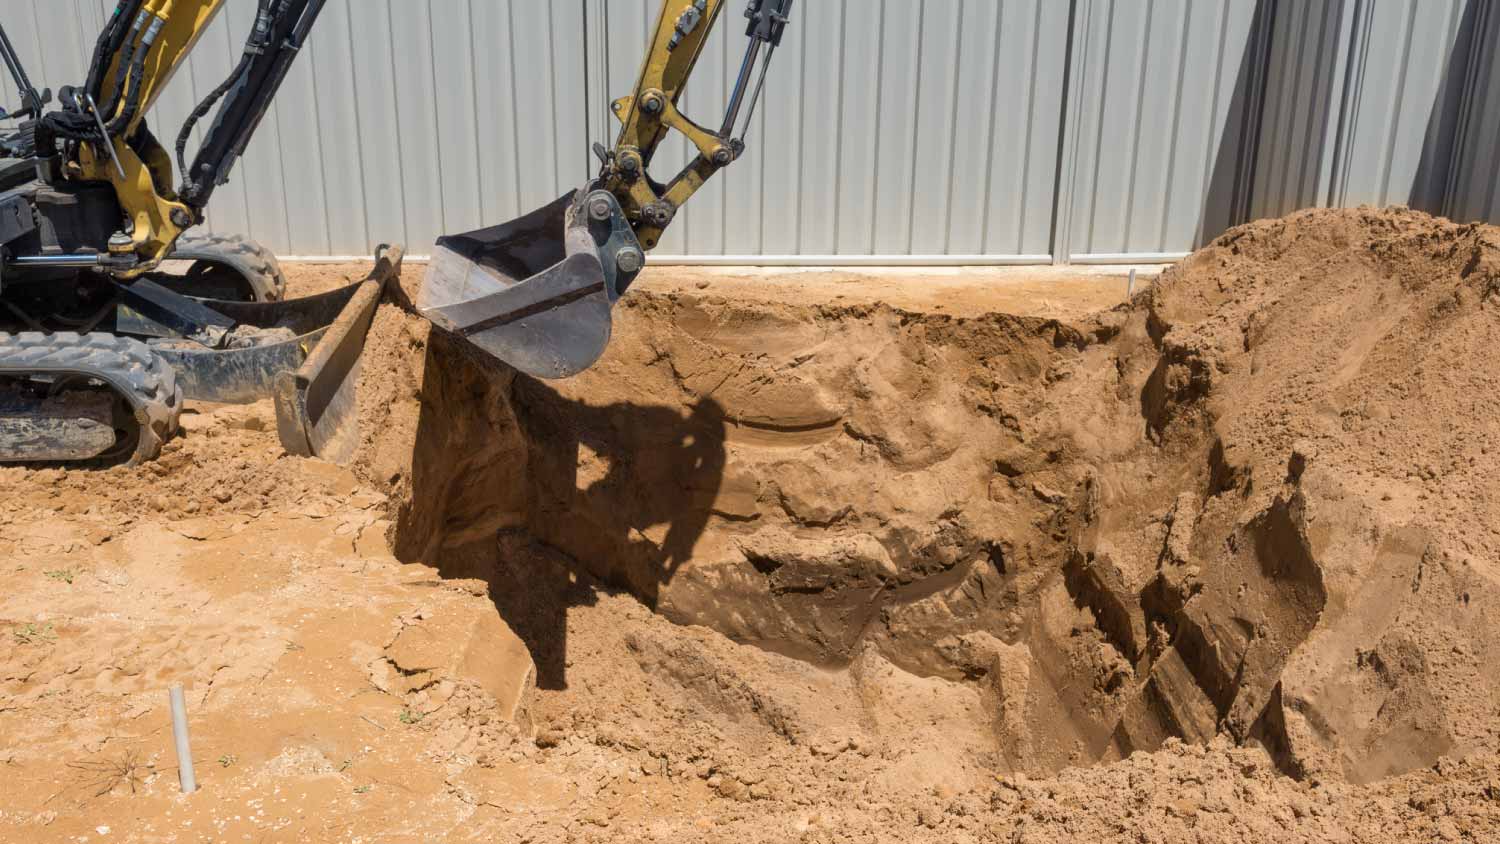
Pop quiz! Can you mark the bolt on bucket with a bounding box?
[417,186,644,380]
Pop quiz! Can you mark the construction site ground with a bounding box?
[3,207,1500,843]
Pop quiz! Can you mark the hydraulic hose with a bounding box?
[85,1,141,103]
[105,0,171,137]
[98,1,154,124]
[176,0,275,198]
[29,0,150,158]
[175,51,253,192]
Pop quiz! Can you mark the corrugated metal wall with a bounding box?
[0,0,595,259]
[1249,0,1486,218]
[1447,0,1500,223]
[1246,0,1353,220]
[1060,0,1270,260]
[586,0,1070,260]
[1,0,1498,262]
[1329,0,1474,212]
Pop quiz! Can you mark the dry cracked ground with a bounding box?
[3,207,1500,843]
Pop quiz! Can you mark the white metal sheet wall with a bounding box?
[1248,0,1353,220]
[1060,0,1269,260]
[1330,0,1475,212]
[1250,0,1487,219]
[587,0,1068,260]
[1448,0,1500,223]
[0,0,592,258]
[2,0,1499,262]
[0,0,1075,261]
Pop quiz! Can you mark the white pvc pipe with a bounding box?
[169,685,197,794]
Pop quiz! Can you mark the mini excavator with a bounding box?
[0,0,793,465]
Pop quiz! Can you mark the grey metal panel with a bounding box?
[2,0,591,257]
[587,0,1065,259]
[0,0,97,101]
[1064,0,1270,258]
[342,2,405,256]
[177,2,251,241]
[1249,0,1356,219]
[868,1,923,255]
[4,0,1500,262]
[301,0,367,256]
[282,0,588,256]
[0,1,105,136]
[163,1,294,253]
[1448,0,1500,223]
[1322,0,1476,213]
[949,0,1070,257]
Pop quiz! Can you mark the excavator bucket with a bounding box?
[417,187,644,380]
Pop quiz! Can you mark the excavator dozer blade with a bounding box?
[417,188,644,380]
[274,246,403,464]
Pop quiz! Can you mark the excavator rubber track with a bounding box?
[0,332,182,465]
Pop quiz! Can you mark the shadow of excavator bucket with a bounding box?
[417,187,644,380]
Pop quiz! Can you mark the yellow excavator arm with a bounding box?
[0,0,794,467]
[12,0,794,378]
[75,0,227,275]
[602,0,793,251]
[415,0,795,379]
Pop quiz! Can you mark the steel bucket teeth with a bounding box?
[419,188,644,380]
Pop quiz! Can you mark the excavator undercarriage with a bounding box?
[0,0,793,466]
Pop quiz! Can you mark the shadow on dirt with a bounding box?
[391,329,727,689]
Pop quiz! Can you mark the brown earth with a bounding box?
[2,207,1500,842]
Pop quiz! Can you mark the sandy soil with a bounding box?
[3,209,1500,842]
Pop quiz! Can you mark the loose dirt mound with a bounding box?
[3,207,1500,842]
[367,207,1500,785]
[1111,208,1500,783]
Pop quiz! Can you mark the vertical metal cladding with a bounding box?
[1446,0,1500,224]
[1,0,1498,261]
[1329,0,1473,213]
[1247,0,1352,222]
[590,0,1067,259]
[1061,0,1270,259]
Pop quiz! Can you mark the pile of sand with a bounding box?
[364,206,1500,786]
[3,206,1498,842]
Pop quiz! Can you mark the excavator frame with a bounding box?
[0,0,794,465]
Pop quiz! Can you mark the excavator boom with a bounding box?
[0,0,793,466]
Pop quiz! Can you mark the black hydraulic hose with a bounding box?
[183,0,327,210]
[99,8,148,123]
[176,51,253,192]
[176,0,275,197]
[85,1,139,102]
[83,10,117,98]
[105,17,160,137]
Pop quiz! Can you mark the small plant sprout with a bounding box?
[12,623,56,645]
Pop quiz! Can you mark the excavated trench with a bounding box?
[353,207,1500,784]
